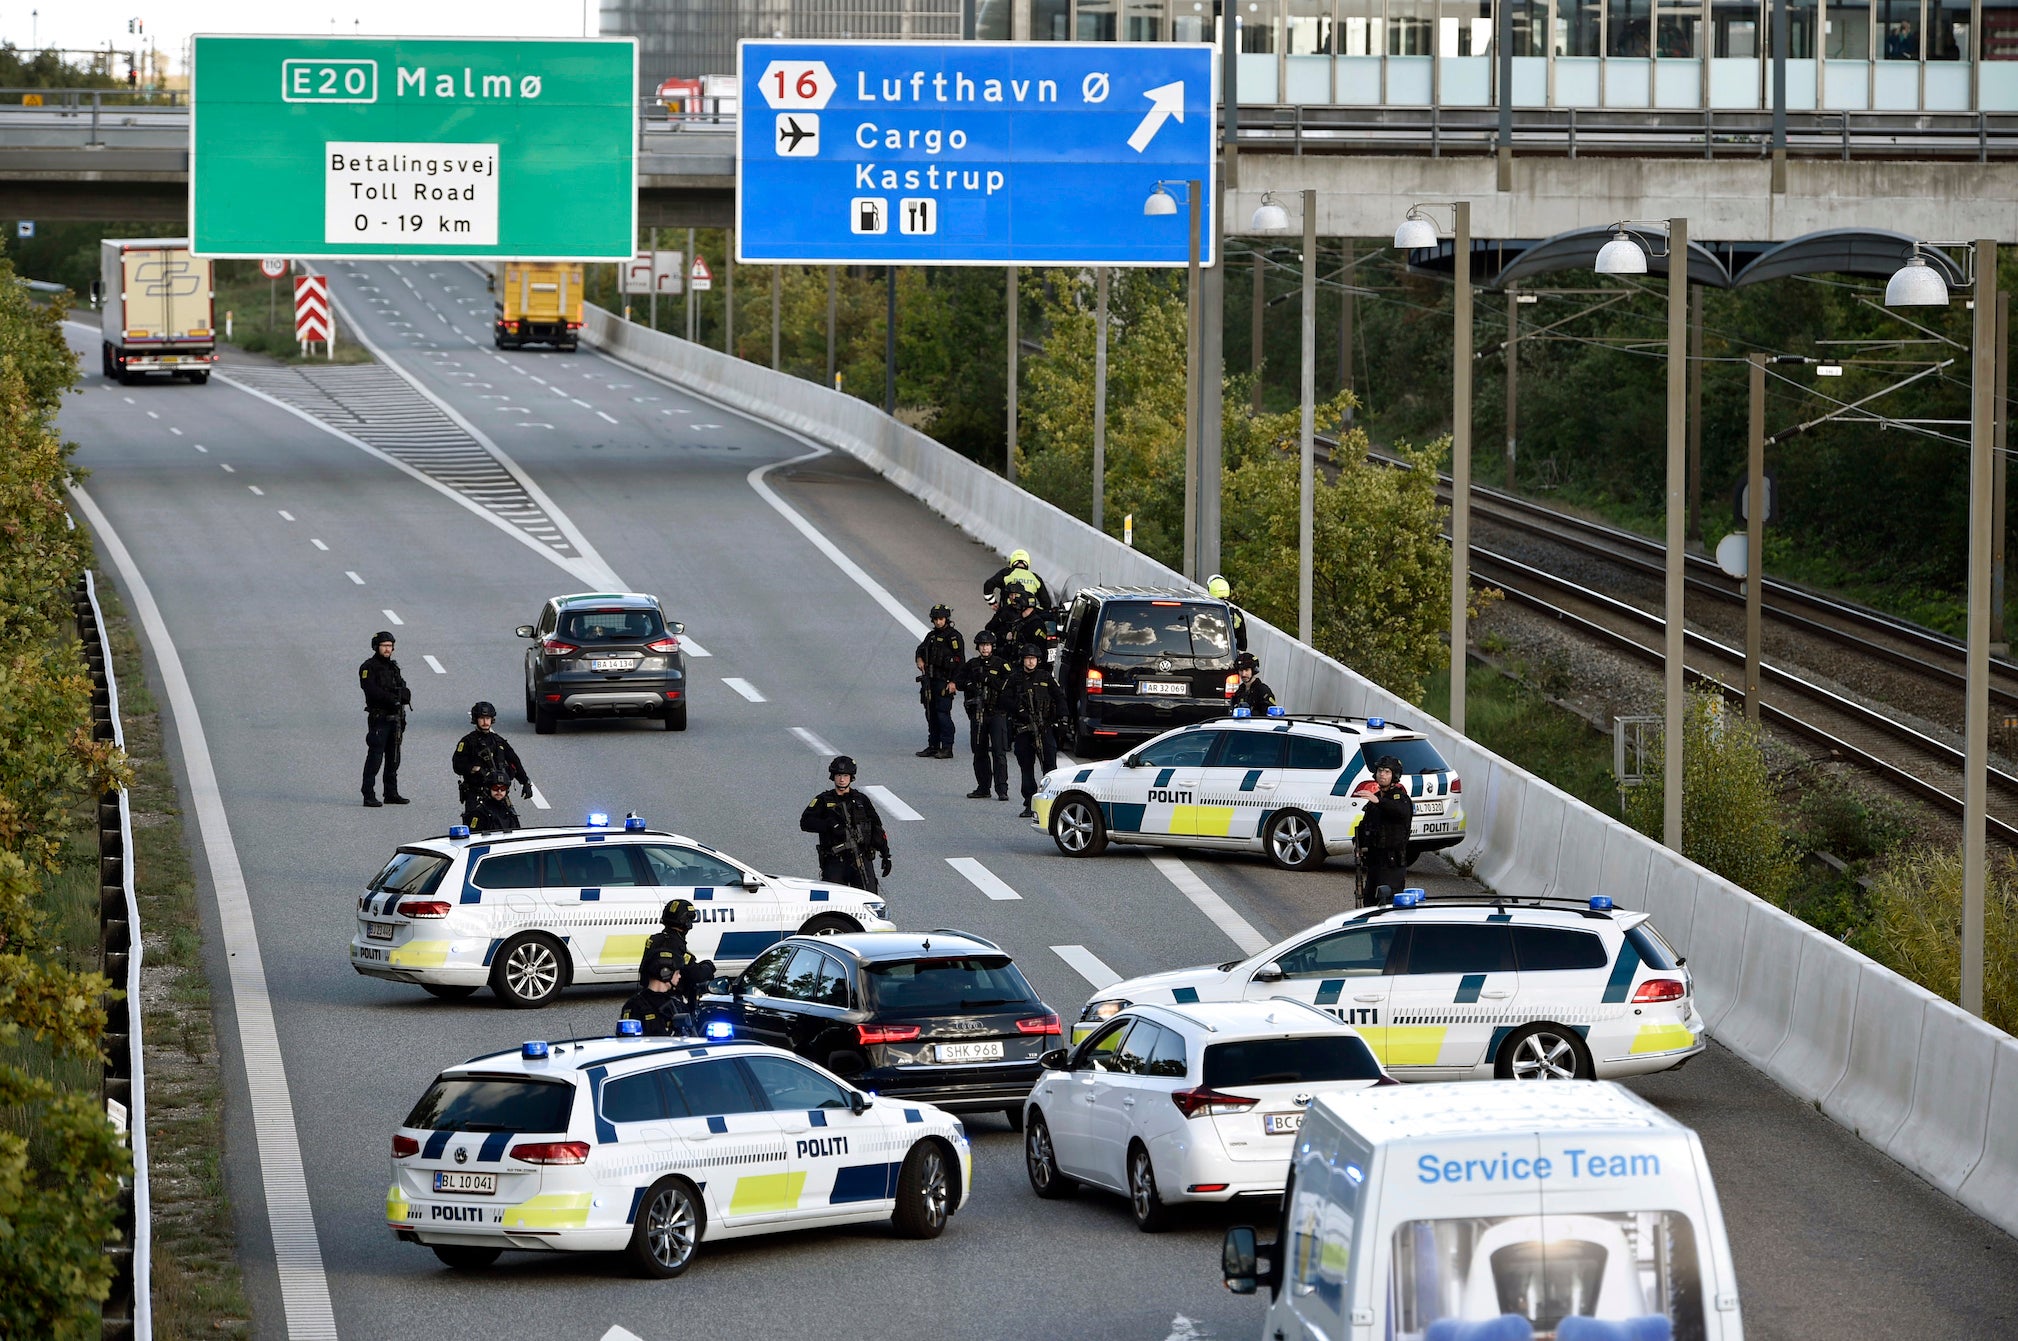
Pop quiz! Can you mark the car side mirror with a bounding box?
[1121,754,1141,769]
[515,624,536,639]
[1222,1227,1261,1295]
[705,975,734,996]
[671,621,686,635]
[90,279,104,306]
[742,875,764,892]
[849,1089,875,1115]
[1253,961,1285,984]
[1038,1048,1069,1071]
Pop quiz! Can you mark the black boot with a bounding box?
[362,793,383,808]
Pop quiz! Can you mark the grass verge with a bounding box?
[95,575,253,1338]
[1422,659,1623,820]
[212,260,370,365]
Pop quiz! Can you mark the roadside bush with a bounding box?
[1623,689,1800,904]
[1793,769,1919,862]
[1857,846,2018,1035]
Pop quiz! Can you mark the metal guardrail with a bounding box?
[75,570,150,1341]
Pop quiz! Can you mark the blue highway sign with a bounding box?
[735,40,1217,267]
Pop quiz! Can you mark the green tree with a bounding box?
[1623,689,1800,902]
[1856,846,2018,1034]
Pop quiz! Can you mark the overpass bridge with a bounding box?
[8,86,2016,240]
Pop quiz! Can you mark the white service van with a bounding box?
[1222,1081,1742,1341]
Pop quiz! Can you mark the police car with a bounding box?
[1032,712,1464,871]
[349,815,895,1008]
[386,1032,970,1276]
[1069,892,1704,1083]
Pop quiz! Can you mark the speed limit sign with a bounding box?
[260,258,288,278]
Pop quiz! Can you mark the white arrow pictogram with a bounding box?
[1126,80,1186,153]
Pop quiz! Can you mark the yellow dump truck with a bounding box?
[493,262,583,351]
[98,238,216,385]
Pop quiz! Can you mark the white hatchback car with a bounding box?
[1070,893,1704,1084]
[1023,1000,1390,1231]
[1033,714,1464,871]
[350,816,894,1007]
[387,1034,970,1276]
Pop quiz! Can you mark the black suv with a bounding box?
[696,931,1060,1128]
[517,593,688,734]
[1055,585,1238,754]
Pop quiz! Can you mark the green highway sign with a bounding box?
[190,35,636,260]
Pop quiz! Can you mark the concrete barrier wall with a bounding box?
[583,305,2018,1242]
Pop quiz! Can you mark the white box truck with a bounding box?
[1223,1082,1742,1341]
[98,238,216,385]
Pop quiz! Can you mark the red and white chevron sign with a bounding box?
[294,274,332,343]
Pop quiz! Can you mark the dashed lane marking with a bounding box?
[310,539,328,551]
[722,677,766,703]
[381,609,403,626]
[790,727,836,756]
[528,783,551,811]
[596,410,618,424]
[1149,855,1270,956]
[278,510,295,521]
[169,426,183,436]
[220,463,236,473]
[248,485,264,496]
[677,636,711,658]
[864,785,921,821]
[948,856,1020,901]
[1052,944,1121,989]
[423,655,446,674]
[344,571,365,585]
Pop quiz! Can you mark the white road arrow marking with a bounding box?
[1127,80,1186,153]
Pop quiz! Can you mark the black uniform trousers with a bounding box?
[1358,844,1409,905]
[926,690,957,751]
[818,851,880,894]
[970,709,1010,797]
[363,712,403,798]
[1014,725,1058,805]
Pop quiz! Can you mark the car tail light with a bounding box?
[1449,777,1462,793]
[1152,600,1182,606]
[1085,667,1103,695]
[664,690,682,700]
[644,636,681,653]
[1351,780,1380,799]
[1224,674,1240,698]
[1187,1183,1230,1193]
[392,1134,420,1158]
[396,899,452,919]
[1016,1013,1061,1036]
[857,1023,921,1046]
[1633,978,1686,1003]
[542,639,579,656]
[510,1141,591,1165]
[1170,1086,1259,1119]
[544,693,562,703]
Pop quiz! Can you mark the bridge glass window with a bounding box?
[1340,0,1387,54]
[1876,0,1921,58]
[1507,0,1548,54]
[1439,0,1494,54]
[1982,0,2017,59]
[1928,0,1971,57]
[1824,0,1871,57]
[1126,0,1167,41]
[1078,0,1119,41]
[1034,0,1070,40]
[1766,0,1819,56]
[1391,0,1435,52]
[1176,0,1212,42]
[1609,0,1653,54]
[976,0,1015,40]
[1655,0,1701,56]
[1240,0,1281,51]
[1557,0,1604,54]
[1712,0,1760,56]
[1288,0,1337,53]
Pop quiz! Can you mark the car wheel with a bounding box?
[999,1105,1025,1132]
[665,703,688,732]
[1049,794,1107,858]
[1024,1111,1077,1199]
[798,913,861,936]
[489,934,569,1008]
[1263,810,1326,872]
[1128,1142,1176,1233]
[524,675,536,725]
[420,984,479,1001]
[534,702,558,735]
[189,371,209,385]
[627,1176,704,1278]
[430,1244,500,1270]
[892,1140,953,1239]
[1496,1023,1594,1081]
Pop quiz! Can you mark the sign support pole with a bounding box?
[726,229,736,355]
[1094,266,1109,533]
[1007,267,1019,482]
[686,227,697,342]
[1184,182,1201,581]
[1746,351,1765,727]
[649,226,659,331]
[772,266,782,370]
[885,266,897,416]
[826,266,838,387]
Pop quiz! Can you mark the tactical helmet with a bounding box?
[1375,754,1404,778]
[661,898,697,930]
[1003,588,1029,609]
[973,628,995,646]
[930,603,952,621]
[1020,643,1044,660]
[829,755,857,779]
[372,630,396,649]
[470,701,497,723]
[485,769,512,791]
[1009,548,1030,566]
[1207,574,1232,599]
[1234,652,1260,672]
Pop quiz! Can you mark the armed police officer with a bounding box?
[1005,643,1067,818]
[799,756,891,892]
[1207,574,1249,652]
[463,771,522,833]
[1355,753,1415,906]
[985,586,1030,648]
[637,898,716,1017]
[958,627,1012,801]
[453,701,534,812]
[619,963,688,1037]
[914,604,964,759]
[359,630,410,807]
[982,548,1053,610]
[1230,652,1278,716]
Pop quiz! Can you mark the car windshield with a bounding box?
[1094,602,1232,669]
[559,607,664,644]
[1201,1035,1384,1087]
[368,850,450,897]
[403,1076,575,1133]
[1361,737,1450,776]
[864,956,1039,1013]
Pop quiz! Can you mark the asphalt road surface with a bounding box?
[57,264,2018,1341]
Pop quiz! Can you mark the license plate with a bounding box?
[1416,801,1445,816]
[936,1041,1004,1063]
[1138,680,1189,697]
[1263,1112,1303,1135]
[590,658,636,672]
[433,1171,497,1194]
[366,922,394,941]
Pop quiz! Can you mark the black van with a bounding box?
[1055,585,1238,754]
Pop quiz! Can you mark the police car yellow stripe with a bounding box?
[1172,805,1237,837]
[1629,1023,1697,1055]
[386,1185,414,1224]
[501,1191,594,1230]
[600,933,650,968]
[1377,1026,1449,1067]
[730,1171,807,1215]
[388,940,452,969]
